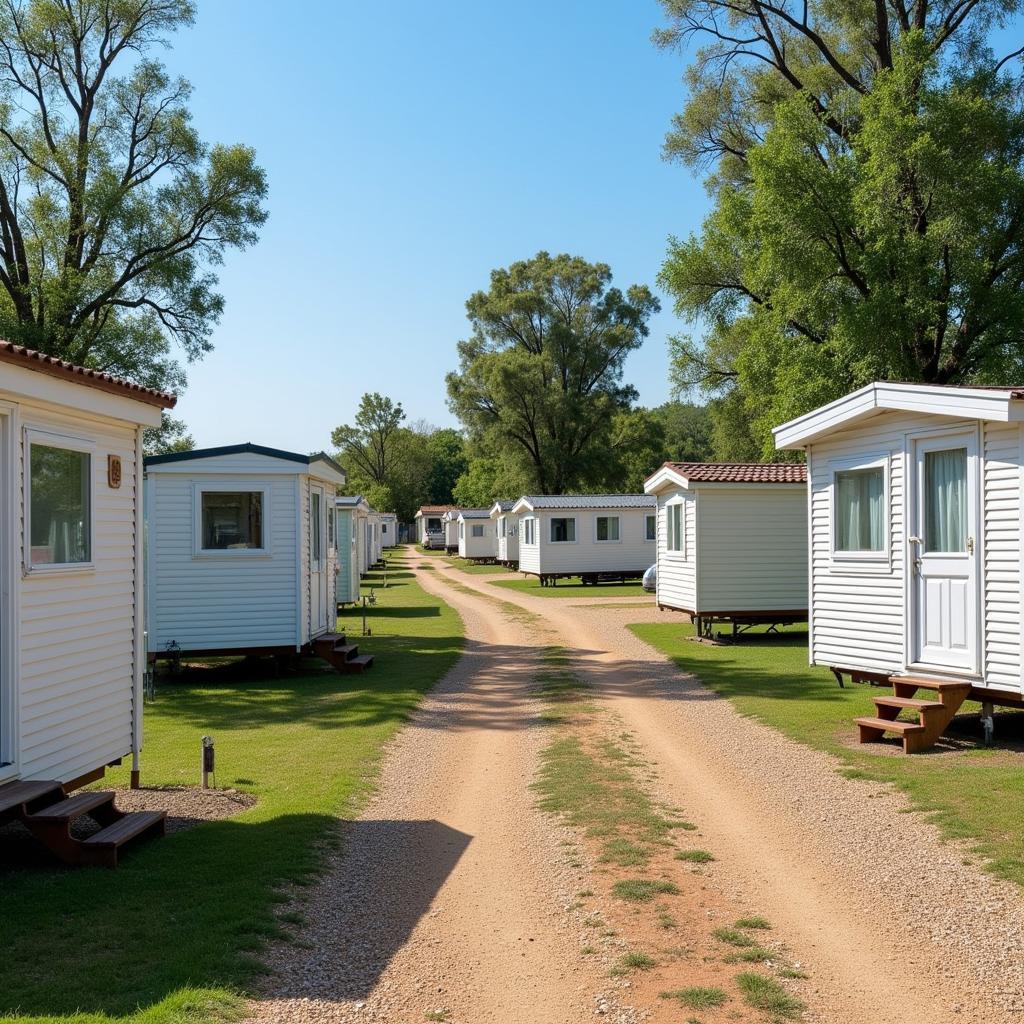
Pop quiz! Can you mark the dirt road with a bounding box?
[249,554,1024,1024]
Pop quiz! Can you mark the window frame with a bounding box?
[549,516,577,544]
[829,455,890,566]
[644,513,656,543]
[192,482,271,558]
[23,428,96,575]
[594,514,621,544]
[522,516,537,546]
[664,499,686,558]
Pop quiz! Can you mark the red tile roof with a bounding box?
[0,341,176,407]
[664,462,807,484]
[416,504,458,515]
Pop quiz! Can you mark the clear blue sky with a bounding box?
[161,1,708,451]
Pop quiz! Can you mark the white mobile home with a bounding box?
[775,382,1024,752]
[365,510,383,568]
[145,444,346,659]
[415,505,454,548]
[335,495,369,604]
[379,512,398,548]
[491,500,519,566]
[512,494,657,584]
[0,343,174,865]
[644,463,808,636]
[457,508,494,560]
[442,508,462,553]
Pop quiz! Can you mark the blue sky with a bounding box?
[161,1,707,451]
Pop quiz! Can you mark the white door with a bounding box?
[910,432,979,673]
[309,486,328,634]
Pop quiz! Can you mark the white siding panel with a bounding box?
[531,508,657,575]
[655,493,696,612]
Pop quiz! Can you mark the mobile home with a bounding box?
[644,463,808,637]
[457,508,494,560]
[774,382,1024,752]
[415,504,454,548]
[491,500,519,566]
[512,494,657,584]
[145,444,346,660]
[0,343,174,865]
[379,512,398,548]
[335,495,369,604]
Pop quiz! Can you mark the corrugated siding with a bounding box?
[147,472,299,651]
[983,422,1021,689]
[18,402,139,782]
[655,493,696,611]
[695,487,808,612]
[531,508,657,574]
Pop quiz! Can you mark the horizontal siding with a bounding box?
[17,401,139,782]
[696,487,807,612]
[983,422,1021,689]
[459,520,495,558]
[147,472,299,652]
[656,494,696,612]
[528,508,656,575]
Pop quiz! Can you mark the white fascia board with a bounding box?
[309,460,347,488]
[510,497,534,515]
[644,466,689,494]
[774,382,1018,449]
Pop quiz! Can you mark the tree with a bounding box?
[331,393,405,485]
[425,427,467,504]
[0,0,268,392]
[650,399,715,462]
[655,1,1024,456]
[594,408,668,492]
[447,252,660,493]
[142,412,193,456]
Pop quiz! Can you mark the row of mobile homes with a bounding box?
[774,382,1024,752]
[415,504,455,548]
[145,444,346,661]
[457,508,495,560]
[0,344,175,865]
[335,495,369,604]
[512,495,657,585]
[491,500,519,566]
[644,463,808,638]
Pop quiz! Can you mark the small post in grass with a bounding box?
[201,735,215,789]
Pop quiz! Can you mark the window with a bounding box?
[523,517,536,545]
[834,467,885,553]
[472,524,485,538]
[201,491,264,551]
[550,517,576,542]
[459,521,464,539]
[645,514,656,542]
[925,448,967,553]
[427,516,442,531]
[666,503,684,553]
[311,492,323,563]
[595,515,620,542]
[29,443,91,565]
[328,505,335,546]
[382,522,388,535]
[499,516,506,538]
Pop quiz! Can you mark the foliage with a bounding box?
[142,414,195,457]
[0,552,462,1023]
[656,0,1024,456]
[0,0,268,393]
[447,252,660,493]
[650,400,714,463]
[425,427,468,503]
[331,392,405,485]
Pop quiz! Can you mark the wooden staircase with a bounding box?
[854,676,973,753]
[313,632,374,674]
[0,780,166,867]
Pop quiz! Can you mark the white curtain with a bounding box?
[925,448,966,553]
[836,469,884,551]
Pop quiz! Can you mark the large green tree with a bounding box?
[447,251,660,493]
[656,0,1024,456]
[331,393,406,486]
[0,0,267,392]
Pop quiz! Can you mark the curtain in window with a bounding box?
[836,469,884,551]
[925,448,967,553]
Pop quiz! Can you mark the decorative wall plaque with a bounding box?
[108,454,122,489]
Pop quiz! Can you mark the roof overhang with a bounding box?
[645,465,689,495]
[774,382,1024,450]
[510,497,534,515]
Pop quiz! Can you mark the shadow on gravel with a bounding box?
[262,818,472,1001]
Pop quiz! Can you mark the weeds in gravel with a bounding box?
[736,917,771,930]
[713,927,758,947]
[599,838,650,866]
[675,849,715,863]
[779,967,809,979]
[611,951,657,975]
[660,986,728,1010]
[423,1011,450,1022]
[724,945,774,964]
[736,972,804,1019]
[612,878,680,902]
[657,909,679,929]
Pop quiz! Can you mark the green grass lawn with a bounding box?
[0,550,462,1024]
[491,577,650,598]
[441,555,511,575]
[630,620,1024,887]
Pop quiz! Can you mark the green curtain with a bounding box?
[925,448,967,553]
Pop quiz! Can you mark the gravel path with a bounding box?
[448,567,1024,1024]
[246,564,629,1024]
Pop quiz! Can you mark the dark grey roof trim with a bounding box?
[459,508,491,519]
[520,494,656,510]
[145,442,346,478]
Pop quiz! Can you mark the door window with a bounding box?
[924,448,967,553]
[311,492,322,564]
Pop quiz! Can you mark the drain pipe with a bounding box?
[131,425,145,790]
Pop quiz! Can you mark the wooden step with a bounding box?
[0,779,64,819]
[873,695,945,711]
[341,654,374,673]
[855,715,926,735]
[334,643,359,660]
[81,810,166,868]
[890,675,973,692]
[28,790,116,823]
